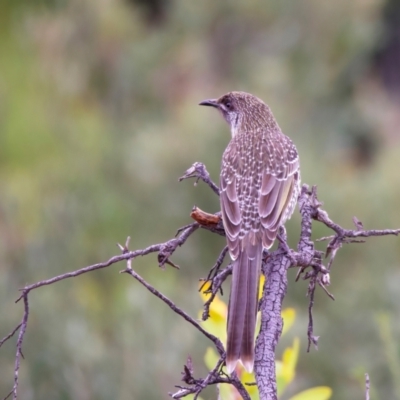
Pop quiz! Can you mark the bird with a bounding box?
[199,91,300,374]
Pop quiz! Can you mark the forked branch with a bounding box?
[1,162,399,400]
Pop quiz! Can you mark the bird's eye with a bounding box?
[225,101,233,110]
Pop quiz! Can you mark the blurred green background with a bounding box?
[1,0,400,399]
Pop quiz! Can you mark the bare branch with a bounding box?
[121,265,225,356]
[255,244,290,400]
[201,246,229,288]
[2,390,13,400]
[170,357,250,400]
[15,223,199,304]
[284,184,400,355]
[0,324,22,350]
[1,220,204,398]
[200,264,231,322]
[199,246,230,321]
[306,276,319,352]
[179,162,220,196]
[190,206,221,227]
[2,166,399,400]
[11,294,29,400]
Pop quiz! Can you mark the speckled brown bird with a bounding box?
[199,92,300,373]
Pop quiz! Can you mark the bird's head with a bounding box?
[199,91,273,137]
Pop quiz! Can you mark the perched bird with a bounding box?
[199,92,300,373]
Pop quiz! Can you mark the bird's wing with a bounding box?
[258,137,299,248]
[220,140,242,260]
[220,134,300,254]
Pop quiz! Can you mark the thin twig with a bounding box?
[12,294,29,400]
[365,373,370,400]
[2,390,13,400]
[196,358,225,395]
[179,162,220,196]
[0,324,22,349]
[170,356,250,400]
[201,264,232,321]
[306,277,319,352]
[200,246,229,290]
[15,224,199,304]
[121,267,225,356]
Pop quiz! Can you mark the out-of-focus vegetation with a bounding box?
[200,280,332,400]
[0,0,399,399]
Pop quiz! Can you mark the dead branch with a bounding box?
[365,373,370,400]
[1,162,399,400]
[0,324,21,350]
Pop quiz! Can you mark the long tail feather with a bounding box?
[226,244,261,373]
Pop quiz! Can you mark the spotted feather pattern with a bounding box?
[220,123,300,260]
[201,91,300,373]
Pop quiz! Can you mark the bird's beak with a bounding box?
[199,99,219,108]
